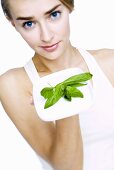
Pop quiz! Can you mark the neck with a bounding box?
[33,43,76,73]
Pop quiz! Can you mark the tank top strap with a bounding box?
[24,59,40,85]
[78,48,102,75]
[78,48,113,90]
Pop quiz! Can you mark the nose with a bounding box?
[40,22,54,43]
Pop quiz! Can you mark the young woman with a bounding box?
[0,0,114,170]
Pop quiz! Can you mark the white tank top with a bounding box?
[24,49,114,170]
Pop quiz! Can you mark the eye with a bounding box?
[50,11,61,21]
[23,21,35,29]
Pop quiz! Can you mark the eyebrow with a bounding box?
[44,4,61,15]
[16,4,61,21]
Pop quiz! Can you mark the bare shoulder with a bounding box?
[88,48,114,60]
[0,67,32,98]
[0,67,24,84]
[0,67,30,86]
[87,48,114,69]
[87,48,114,86]
[0,67,33,126]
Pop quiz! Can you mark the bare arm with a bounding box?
[0,69,83,170]
[51,116,83,170]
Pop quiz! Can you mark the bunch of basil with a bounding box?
[40,72,92,109]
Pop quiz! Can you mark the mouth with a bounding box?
[40,42,60,52]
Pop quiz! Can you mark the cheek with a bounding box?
[19,31,40,48]
[56,17,70,38]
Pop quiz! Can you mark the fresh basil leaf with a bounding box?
[65,86,84,98]
[44,84,65,109]
[40,87,53,99]
[63,72,92,86]
[70,83,87,87]
[40,72,92,109]
[64,88,72,101]
[64,95,72,101]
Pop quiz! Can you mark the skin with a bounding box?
[0,0,114,169]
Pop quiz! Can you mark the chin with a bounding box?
[44,53,61,61]
[37,48,65,61]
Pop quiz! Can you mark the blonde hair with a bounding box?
[1,0,74,19]
[60,0,74,12]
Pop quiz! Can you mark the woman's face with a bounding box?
[8,0,70,60]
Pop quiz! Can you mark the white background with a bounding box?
[0,0,114,169]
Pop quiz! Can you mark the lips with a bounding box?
[40,42,60,52]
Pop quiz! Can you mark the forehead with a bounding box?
[9,0,62,17]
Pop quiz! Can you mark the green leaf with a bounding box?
[64,95,72,101]
[63,72,92,86]
[64,89,72,101]
[40,87,53,99]
[40,72,93,109]
[70,83,87,87]
[65,86,84,98]
[44,84,65,109]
